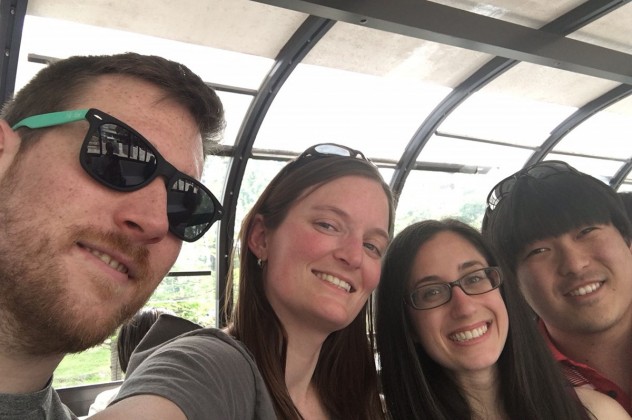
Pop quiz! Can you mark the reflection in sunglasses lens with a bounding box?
[81,116,220,241]
[168,178,214,240]
[84,123,158,189]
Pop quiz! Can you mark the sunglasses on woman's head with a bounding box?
[486,160,579,212]
[12,108,223,242]
[298,143,367,161]
[285,143,374,172]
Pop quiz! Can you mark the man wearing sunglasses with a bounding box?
[482,161,632,415]
[0,53,224,418]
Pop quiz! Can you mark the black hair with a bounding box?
[482,168,631,274]
[617,191,632,223]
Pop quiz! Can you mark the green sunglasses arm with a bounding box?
[12,109,90,130]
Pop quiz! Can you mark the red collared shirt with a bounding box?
[539,320,631,415]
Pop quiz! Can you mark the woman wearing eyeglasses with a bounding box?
[375,219,629,420]
[95,143,393,420]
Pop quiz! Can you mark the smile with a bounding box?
[80,244,129,274]
[568,281,603,297]
[315,271,352,293]
[449,323,488,342]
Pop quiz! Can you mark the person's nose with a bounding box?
[448,285,477,318]
[333,234,364,269]
[113,178,171,244]
[556,240,589,277]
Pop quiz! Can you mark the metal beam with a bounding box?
[255,0,632,85]
[390,57,518,196]
[389,0,630,197]
[0,0,27,104]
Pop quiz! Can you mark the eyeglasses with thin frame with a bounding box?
[486,160,578,212]
[12,108,223,242]
[406,267,503,310]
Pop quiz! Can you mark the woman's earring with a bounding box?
[257,258,263,268]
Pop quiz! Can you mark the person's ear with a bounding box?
[0,120,22,179]
[247,214,268,261]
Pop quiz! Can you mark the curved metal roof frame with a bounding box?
[261,0,632,84]
[216,16,334,322]
[256,0,632,196]
[613,156,632,188]
[216,0,631,318]
[391,0,631,199]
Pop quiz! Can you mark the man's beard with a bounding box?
[0,156,156,356]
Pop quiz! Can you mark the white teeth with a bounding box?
[86,247,129,274]
[569,282,601,296]
[449,324,488,342]
[316,272,351,292]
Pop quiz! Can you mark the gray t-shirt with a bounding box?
[111,315,276,420]
[0,379,77,420]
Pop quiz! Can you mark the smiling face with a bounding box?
[0,74,203,355]
[516,223,632,338]
[253,175,390,337]
[406,231,509,378]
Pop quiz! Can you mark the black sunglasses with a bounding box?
[13,108,223,242]
[297,143,367,161]
[270,143,374,185]
[284,143,372,172]
[486,160,578,212]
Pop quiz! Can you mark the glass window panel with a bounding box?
[172,156,230,272]
[16,15,273,92]
[395,169,505,234]
[439,90,576,147]
[147,274,216,326]
[235,159,288,241]
[553,108,632,160]
[419,135,534,169]
[380,168,394,186]
[53,345,111,387]
[618,183,632,193]
[546,153,625,184]
[256,63,450,159]
[218,92,254,146]
[395,140,540,234]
